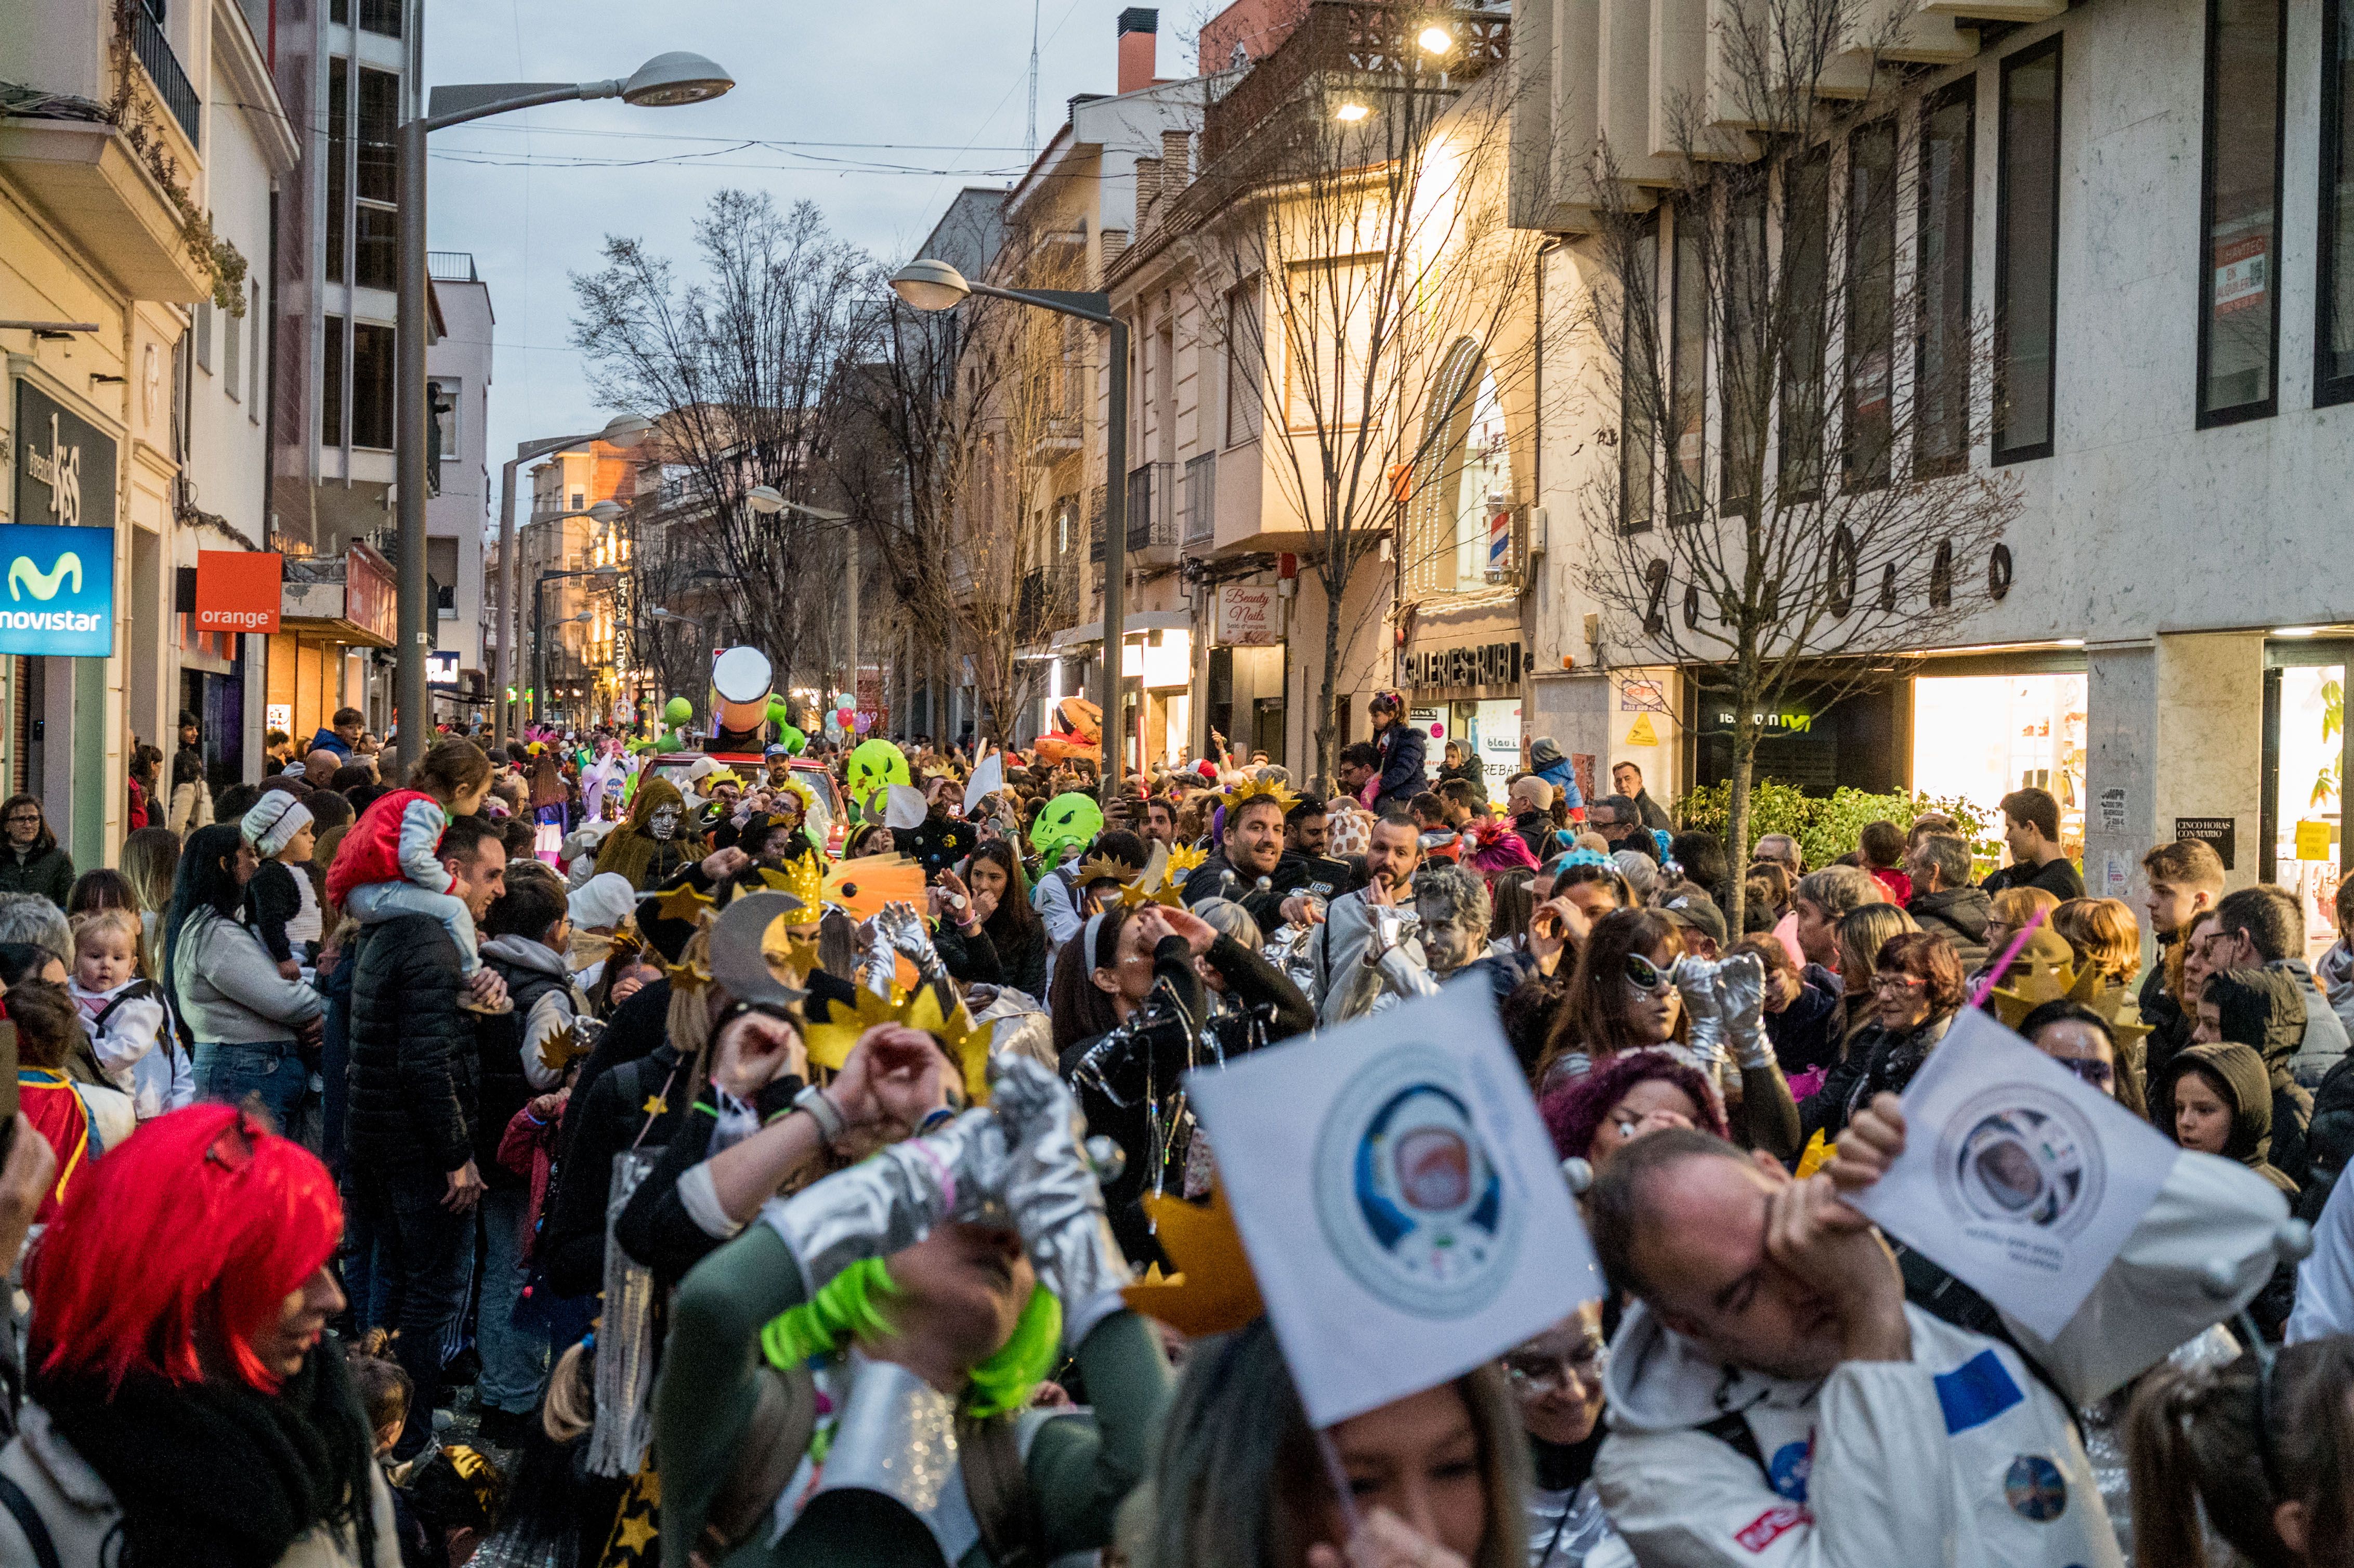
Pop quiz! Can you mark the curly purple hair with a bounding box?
[1539,1049,1728,1161]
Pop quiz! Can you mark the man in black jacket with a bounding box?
[1906,833,1994,972]
[343,813,507,1457]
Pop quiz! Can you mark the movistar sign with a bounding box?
[0,524,113,657]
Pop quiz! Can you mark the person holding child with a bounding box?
[326,738,508,1015]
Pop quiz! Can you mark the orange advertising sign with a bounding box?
[193,550,282,633]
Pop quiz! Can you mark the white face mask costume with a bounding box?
[650,803,682,842]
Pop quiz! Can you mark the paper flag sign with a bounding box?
[883,783,929,831]
[963,749,1005,816]
[1185,976,1602,1427]
[1625,712,1659,748]
[1848,1005,2176,1339]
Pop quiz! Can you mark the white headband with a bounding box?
[1083,909,1111,972]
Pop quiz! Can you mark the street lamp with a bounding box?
[745,487,865,706]
[495,435,642,747]
[398,59,730,774]
[534,566,620,729]
[887,257,1130,803]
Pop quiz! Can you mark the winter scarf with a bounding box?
[30,1343,379,1568]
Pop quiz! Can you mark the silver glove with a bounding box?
[988,1055,1132,1345]
[1674,956,1727,1067]
[1717,951,1772,1070]
[1362,903,1419,964]
[761,1108,1010,1293]
[855,915,898,999]
[873,900,948,989]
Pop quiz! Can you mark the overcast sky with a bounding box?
[423,1,1193,515]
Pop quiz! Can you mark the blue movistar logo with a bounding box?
[0,526,114,656]
[8,553,81,602]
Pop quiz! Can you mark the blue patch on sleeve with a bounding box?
[1935,1349,2025,1435]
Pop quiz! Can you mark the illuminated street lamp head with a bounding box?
[620,52,735,107]
[890,258,973,312]
[745,485,786,515]
[1416,23,1454,53]
[1335,99,1372,122]
[599,412,655,448]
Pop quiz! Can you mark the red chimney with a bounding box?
[1118,7,1159,94]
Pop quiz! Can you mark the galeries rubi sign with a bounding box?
[1404,639,1524,692]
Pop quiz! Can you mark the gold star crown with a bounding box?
[1120,1183,1264,1339]
[1071,852,1140,888]
[1988,959,2154,1047]
[1165,844,1207,877]
[1217,776,1299,815]
[803,983,997,1106]
[758,853,826,915]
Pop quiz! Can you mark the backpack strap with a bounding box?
[0,1471,63,1568]
[1696,1411,1769,1484]
[89,979,161,1037]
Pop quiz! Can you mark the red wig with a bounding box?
[27,1103,341,1393]
[1539,1049,1729,1162]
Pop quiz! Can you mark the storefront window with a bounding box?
[2270,663,2343,957]
[1455,371,1509,588]
[1912,672,2088,858]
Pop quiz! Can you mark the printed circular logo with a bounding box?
[1937,1085,2105,1240]
[2004,1453,2068,1522]
[1312,1044,1519,1318]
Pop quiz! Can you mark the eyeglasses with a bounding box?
[1504,1337,1609,1394]
[2050,1055,2115,1090]
[1867,973,1927,996]
[3,813,37,826]
[204,1110,266,1172]
[1623,952,1676,993]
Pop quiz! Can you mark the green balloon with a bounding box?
[775,724,807,756]
[846,738,911,815]
[1029,792,1104,866]
[653,732,684,753]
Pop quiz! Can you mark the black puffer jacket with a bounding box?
[1907,886,1994,973]
[345,912,476,1175]
[2208,967,2318,1190]
[474,943,572,1190]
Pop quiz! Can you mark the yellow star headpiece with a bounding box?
[535,1021,592,1077]
[1986,959,2153,1048]
[802,983,997,1105]
[1120,1182,1264,1339]
[659,952,713,996]
[648,881,715,924]
[1217,776,1299,815]
[1165,844,1207,878]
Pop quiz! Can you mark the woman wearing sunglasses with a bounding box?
[1531,910,1798,1156]
[1801,930,1966,1146]
[2018,998,2150,1118]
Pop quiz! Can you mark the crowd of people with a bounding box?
[0,694,2344,1568]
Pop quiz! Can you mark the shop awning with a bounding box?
[1049,609,1193,651]
[278,544,397,648]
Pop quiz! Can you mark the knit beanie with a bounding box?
[567,872,638,933]
[241,791,313,859]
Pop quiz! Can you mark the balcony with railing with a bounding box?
[428,252,479,283]
[131,0,201,149]
[1199,2,1509,168]
[1127,461,1178,564]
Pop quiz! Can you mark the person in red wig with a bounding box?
[0,1104,400,1567]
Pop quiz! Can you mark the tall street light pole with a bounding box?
[496,416,651,747]
[397,53,733,777]
[887,259,1128,804]
[744,487,854,710]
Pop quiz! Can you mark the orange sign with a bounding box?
[193,550,282,633]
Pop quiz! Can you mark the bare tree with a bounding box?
[1567,0,2023,927]
[570,192,872,698]
[1181,6,1540,786]
[840,221,1092,744]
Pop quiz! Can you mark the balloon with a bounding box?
[653,733,684,753]
[663,696,693,725]
[1029,791,1104,866]
[845,738,911,816]
[766,697,791,727]
[774,724,807,756]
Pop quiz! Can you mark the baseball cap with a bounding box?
[1662,894,1728,949]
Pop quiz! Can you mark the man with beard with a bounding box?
[1307,811,1425,1025]
[1138,793,1179,851]
[1182,789,1298,934]
[1278,796,1356,914]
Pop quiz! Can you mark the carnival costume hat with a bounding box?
[593,775,689,889]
